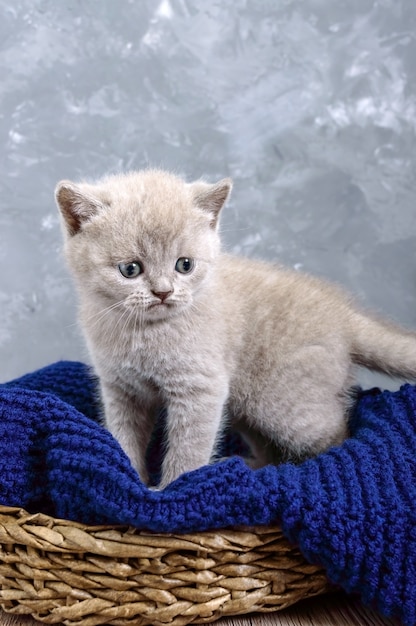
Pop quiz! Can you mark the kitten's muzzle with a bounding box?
[151,290,173,303]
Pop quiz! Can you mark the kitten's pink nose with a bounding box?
[152,290,173,302]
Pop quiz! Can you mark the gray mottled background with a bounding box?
[1,0,415,386]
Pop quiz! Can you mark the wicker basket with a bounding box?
[0,505,331,626]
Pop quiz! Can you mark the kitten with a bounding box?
[56,169,416,488]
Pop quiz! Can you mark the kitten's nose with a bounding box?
[152,290,173,302]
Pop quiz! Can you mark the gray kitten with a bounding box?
[56,169,416,488]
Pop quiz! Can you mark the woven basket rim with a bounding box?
[0,504,292,552]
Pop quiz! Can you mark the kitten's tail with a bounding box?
[350,312,416,380]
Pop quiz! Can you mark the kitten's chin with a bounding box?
[145,301,186,321]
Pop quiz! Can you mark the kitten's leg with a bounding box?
[236,416,338,466]
[232,418,284,467]
[247,345,352,464]
[101,382,157,484]
[159,384,228,489]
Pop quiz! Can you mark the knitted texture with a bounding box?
[1,361,416,624]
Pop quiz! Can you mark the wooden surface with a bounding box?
[0,592,400,626]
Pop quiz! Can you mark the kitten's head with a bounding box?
[55,169,232,323]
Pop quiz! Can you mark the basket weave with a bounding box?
[0,505,331,626]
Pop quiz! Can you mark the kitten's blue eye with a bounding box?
[175,257,194,274]
[118,261,143,278]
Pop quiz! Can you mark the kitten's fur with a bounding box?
[56,169,416,488]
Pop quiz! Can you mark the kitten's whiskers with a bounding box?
[106,306,132,362]
[84,300,126,330]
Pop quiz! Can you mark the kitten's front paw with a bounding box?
[131,464,149,486]
[157,477,173,490]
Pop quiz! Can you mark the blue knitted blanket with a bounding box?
[0,361,415,624]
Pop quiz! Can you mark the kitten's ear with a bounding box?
[191,178,232,228]
[55,181,105,236]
